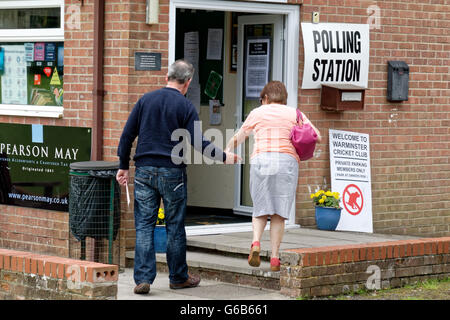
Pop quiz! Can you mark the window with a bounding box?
[0,0,64,118]
[0,7,61,29]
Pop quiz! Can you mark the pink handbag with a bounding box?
[290,109,318,161]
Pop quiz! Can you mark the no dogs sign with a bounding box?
[329,129,373,233]
[343,184,363,216]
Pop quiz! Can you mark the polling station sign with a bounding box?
[0,123,91,212]
[329,129,373,233]
[301,23,369,89]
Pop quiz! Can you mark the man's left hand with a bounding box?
[116,169,129,186]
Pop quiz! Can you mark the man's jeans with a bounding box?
[133,166,188,285]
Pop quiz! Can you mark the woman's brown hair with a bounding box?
[260,81,288,105]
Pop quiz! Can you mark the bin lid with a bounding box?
[70,161,120,171]
[388,60,409,71]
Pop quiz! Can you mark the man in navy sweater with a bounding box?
[116,59,239,294]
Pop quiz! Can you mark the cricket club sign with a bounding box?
[0,123,91,211]
[329,129,373,233]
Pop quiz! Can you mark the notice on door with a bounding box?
[184,31,201,113]
[301,23,369,89]
[245,37,270,99]
[329,129,373,233]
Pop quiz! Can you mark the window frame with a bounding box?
[0,0,65,118]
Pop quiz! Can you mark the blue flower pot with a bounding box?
[315,207,341,231]
[154,225,167,253]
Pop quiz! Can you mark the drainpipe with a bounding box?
[92,0,105,161]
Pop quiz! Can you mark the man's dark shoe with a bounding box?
[134,282,150,294]
[169,274,201,289]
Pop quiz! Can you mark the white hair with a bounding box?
[167,59,194,84]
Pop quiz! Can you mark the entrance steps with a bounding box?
[125,228,421,292]
[126,235,281,290]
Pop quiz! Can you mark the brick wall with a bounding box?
[102,0,170,255]
[105,0,450,243]
[0,0,167,261]
[0,248,118,300]
[295,0,450,237]
[0,1,96,257]
[0,207,69,257]
[280,237,450,297]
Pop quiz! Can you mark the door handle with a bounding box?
[234,111,240,129]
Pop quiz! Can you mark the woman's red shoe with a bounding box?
[270,257,280,272]
[248,241,261,267]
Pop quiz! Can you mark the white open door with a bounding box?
[233,14,284,214]
[234,14,297,225]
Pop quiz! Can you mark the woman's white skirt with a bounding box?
[249,152,299,219]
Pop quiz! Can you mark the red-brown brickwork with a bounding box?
[295,0,450,237]
[0,248,118,299]
[280,237,450,297]
[0,207,70,257]
[286,237,450,267]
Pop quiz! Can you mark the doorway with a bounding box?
[234,14,284,216]
[169,0,300,235]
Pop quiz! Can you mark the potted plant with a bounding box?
[310,190,342,231]
[154,207,167,253]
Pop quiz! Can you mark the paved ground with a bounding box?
[118,227,419,300]
[186,227,419,255]
[117,268,292,300]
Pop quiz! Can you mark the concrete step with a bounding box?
[186,236,272,260]
[125,239,280,290]
[157,251,280,290]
